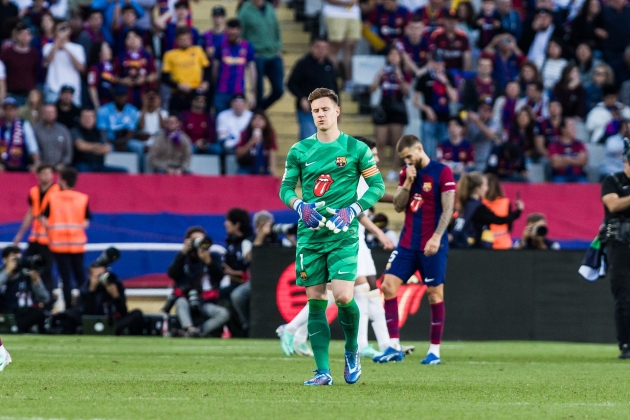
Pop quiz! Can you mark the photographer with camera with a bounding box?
[252,210,297,248]
[81,248,144,335]
[167,227,230,338]
[513,213,561,250]
[229,211,294,335]
[0,246,50,333]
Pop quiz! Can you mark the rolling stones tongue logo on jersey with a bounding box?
[314,174,334,197]
[410,193,423,212]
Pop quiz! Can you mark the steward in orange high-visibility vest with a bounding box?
[46,190,89,253]
[42,167,90,308]
[483,174,519,250]
[12,164,59,293]
[482,197,513,249]
[28,182,60,245]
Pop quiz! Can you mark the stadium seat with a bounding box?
[528,163,547,183]
[354,38,371,56]
[585,143,605,182]
[225,154,238,175]
[575,120,588,142]
[352,55,386,87]
[105,152,139,174]
[189,155,221,175]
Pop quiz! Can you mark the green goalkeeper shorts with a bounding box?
[295,237,359,287]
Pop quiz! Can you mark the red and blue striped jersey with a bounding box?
[394,35,430,67]
[437,139,475,165]
[214,38,256,95]
[412,6,448,33]
[398,160,456,250]
[367,5,411,44]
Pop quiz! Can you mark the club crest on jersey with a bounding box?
[335,156,347,167]
[314,174,334,197]
[422,182,432,192]
[300,271,308,280]
[410,193,423,212]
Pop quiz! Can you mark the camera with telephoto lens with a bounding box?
[98,271,117,285]
[16,254,46,272]
[272,223,298,235]
[91,247,121,284]
[187,289,201,312]
[532,225,548,237]
[192,236,212,251]
[93,247,121,267]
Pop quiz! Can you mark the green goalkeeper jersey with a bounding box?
[279,132,385,244]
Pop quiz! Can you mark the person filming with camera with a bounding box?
[601,143,630,359]
[0,246,50,333]
[81,248,144,335]
[167,227,230,338]
[513,213,560,250]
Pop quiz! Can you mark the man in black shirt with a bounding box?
[56,85,81,130]
[167,227,230,337]
[0,246,50,333]
[81,263,144,335]
[601,145,630,359]
[287,38,338,141]
[71,109,128,173]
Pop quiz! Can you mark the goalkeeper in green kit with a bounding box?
[279,88,385,386]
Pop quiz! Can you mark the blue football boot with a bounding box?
[344,349,362,384]
[420,353,441,365]
[373,346,404,363]
[304,370,333,386]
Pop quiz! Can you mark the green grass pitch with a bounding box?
[0,336,629,419]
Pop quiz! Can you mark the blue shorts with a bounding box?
[385,245,448,286]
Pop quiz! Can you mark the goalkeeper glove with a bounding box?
[293,200,326,230]
[325,203,363,234]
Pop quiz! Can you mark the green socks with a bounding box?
[308,299,331,371]
[337,298,360,352]
[307,297,360,371]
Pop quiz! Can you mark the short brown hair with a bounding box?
[526,212,546,224]
[308,88,338,105]
[396,134,421,152]
[36,164,54,173]
[185,226,206,239]
[60,167,78,188]
[176,27,191,38]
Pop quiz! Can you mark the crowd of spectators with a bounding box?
[0,0,282,175]
[344,0,630,182]
[0,0,627,181]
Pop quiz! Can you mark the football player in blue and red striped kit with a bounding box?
[374,134,456,365]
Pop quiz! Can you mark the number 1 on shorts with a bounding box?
[300,253,304,270]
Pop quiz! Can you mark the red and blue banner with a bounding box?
[0,174,295,283]
[0,174,603,282]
